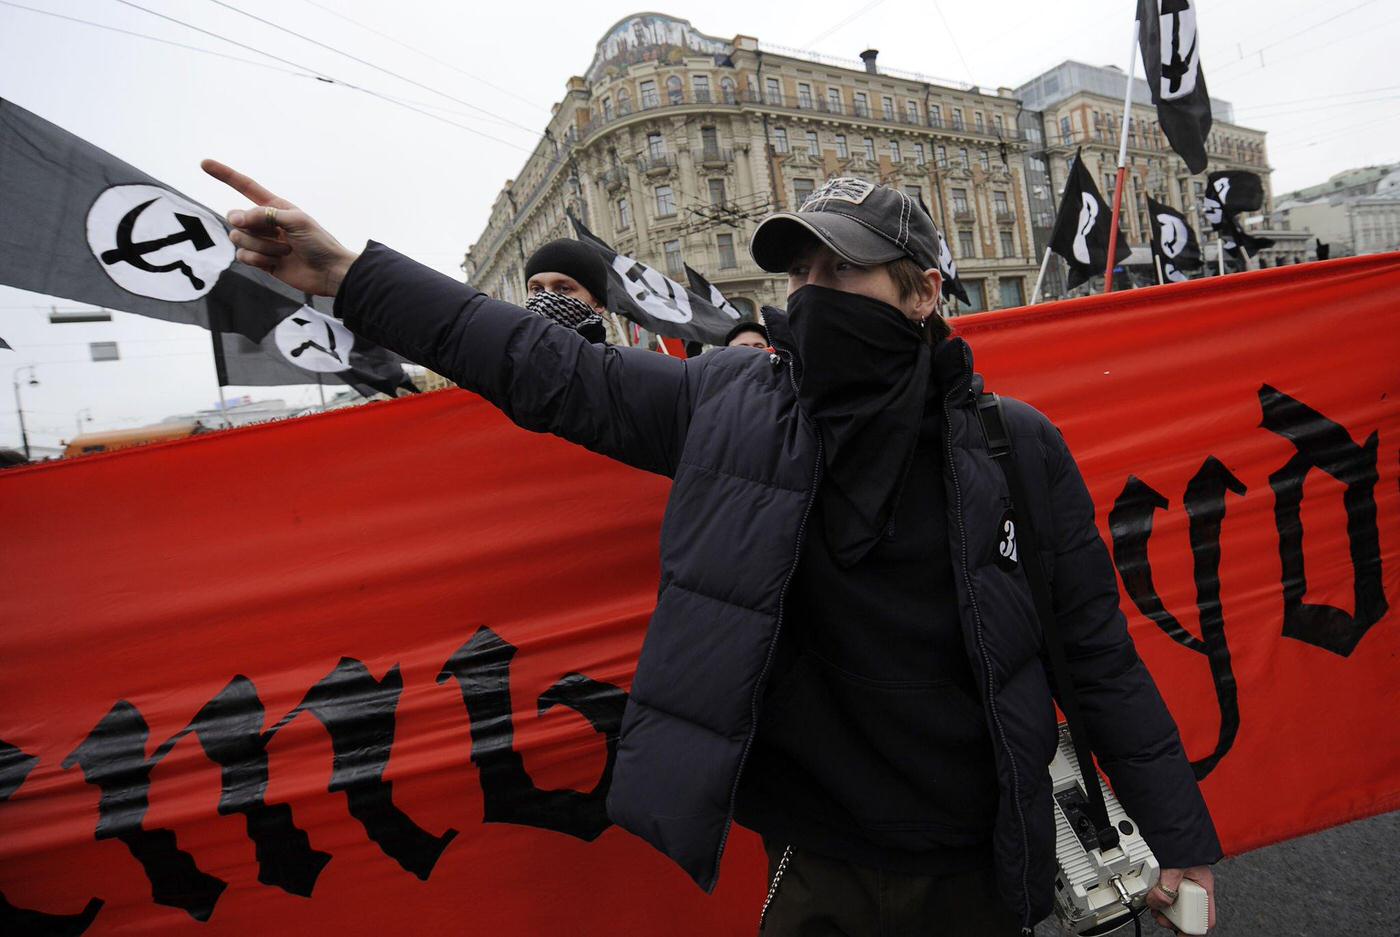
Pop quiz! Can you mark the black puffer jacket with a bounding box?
[336,244,1222,930]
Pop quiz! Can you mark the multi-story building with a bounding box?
[1014,61,1271,291]
[1274,165,1400,257]
[463,13,1044,324]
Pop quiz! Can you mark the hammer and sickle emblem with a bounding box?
[99,198,216,290]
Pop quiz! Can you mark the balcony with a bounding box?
[699,146,733,168]
[638,153,674,177]
[995,209,1016,225]
[953,208,976,224]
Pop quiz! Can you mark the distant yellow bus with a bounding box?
[64,421,207,458]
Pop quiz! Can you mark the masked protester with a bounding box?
[208,160,1222,936]
[523,238,609,343]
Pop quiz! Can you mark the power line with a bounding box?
[1212,0,1381,73]
[295,0,546,112]
[199,0,540,136]
[929,1,978,88]
[803,0,888,49]
[0,0,312,79]
[1231,85,1400,113]
[107,0,538,153]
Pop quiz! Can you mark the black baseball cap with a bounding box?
[750,177,940,274]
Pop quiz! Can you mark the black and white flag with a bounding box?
[684,263,743,322]
[1147,196,1202,282]
[568,213,739,345]
[1138,0,1212,175]
[1203,170,1274,261]
[1049,152,1132,291]
[1316,239,1331,262]
[912,195,969,305]
[0,99,415,397]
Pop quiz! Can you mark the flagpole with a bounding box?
[1216,236,1226,276]
[207,323,234,429]
[1103,16,1141,293]
[1030,246,1053,304]
[1154,254,1165,286]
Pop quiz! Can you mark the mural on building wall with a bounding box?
[586,14,732,82]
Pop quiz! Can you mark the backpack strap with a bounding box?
[975,392,1120,852]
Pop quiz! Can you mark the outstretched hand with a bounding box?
[201,159,358,297]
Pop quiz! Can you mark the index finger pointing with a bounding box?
[201,159,284,207]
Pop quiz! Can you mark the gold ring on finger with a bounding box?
[264,206,278,228]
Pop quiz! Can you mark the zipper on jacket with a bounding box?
[710,352,823,891]
[758,844,794,930]
[942,344,1034,932]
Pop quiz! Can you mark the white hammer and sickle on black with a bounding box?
[100,197,216,289]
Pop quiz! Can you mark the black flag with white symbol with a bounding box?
[683,263,743,324]
[1316,239,1331,262]
[1147,196,1202,282]
[1138,0,1212,174]
[1203,170,1274,262]
[1049,152,1132,291]
[0,99,414,397]
[568,213,738,344]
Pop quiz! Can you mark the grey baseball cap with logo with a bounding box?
[750,177,941,273]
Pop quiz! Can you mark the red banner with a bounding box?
[2,255,1398,934]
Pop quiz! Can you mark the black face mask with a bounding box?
[787,284,932,567]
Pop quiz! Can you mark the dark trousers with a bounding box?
[759,840,1023,937]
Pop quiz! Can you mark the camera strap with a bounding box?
[975,392,1120,852]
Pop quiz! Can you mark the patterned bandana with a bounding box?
[524,290,597,330]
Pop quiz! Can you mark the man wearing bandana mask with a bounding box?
[524,238,609,344]
[208,160,1223,936]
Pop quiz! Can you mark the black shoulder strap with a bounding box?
[975,392,1120,852]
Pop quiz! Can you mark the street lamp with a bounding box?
[12,365,38,461]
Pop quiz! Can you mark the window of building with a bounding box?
[617,196,631,228]
[640,80,658,109]
[664,239,684,277]
[835,134,849,158]
[709,177,726,206]
[700,125,720,157]
[999,231,1015,257]
[952,108,964,130]
[647,132,666,160]
[655,185,675,217]
[827,87,843,113]
[930,104,943,127]
[999,278,1024,307]
[602,96,613,121]
[958,147,969,167]
[962,278,985,311]
[721,78,736,104]
[915,143,926,164]
[774,127,789,153]
[717,233,737,268]
[667,76,684,105]
[882,96,895,120]
[890,140,902,161]
[993,191,1009,214]
[952,188,970,213]
[979,150,991,171]
[906,100,920,124]
[854,92,869,116]
[975,112,985,132]
[806,129,819,153]
[798,83,813,108]
[904,184,923,202]
[793,177,816,206]
[994,114,1004,135]
[958,230,976,258]
[692,75,711,103]
[617,88,632,114]
[766,77,782,105]
[936,144,947,164]
[90,340,119,362]
[1060,115,1072,143]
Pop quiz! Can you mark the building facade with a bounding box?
[1274,166,1400,257]
[463,13,1044,324]
[1014,61,1273,291]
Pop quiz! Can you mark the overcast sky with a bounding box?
[2,0,1396,449]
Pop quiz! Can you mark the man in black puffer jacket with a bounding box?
[207,161,1222,935]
